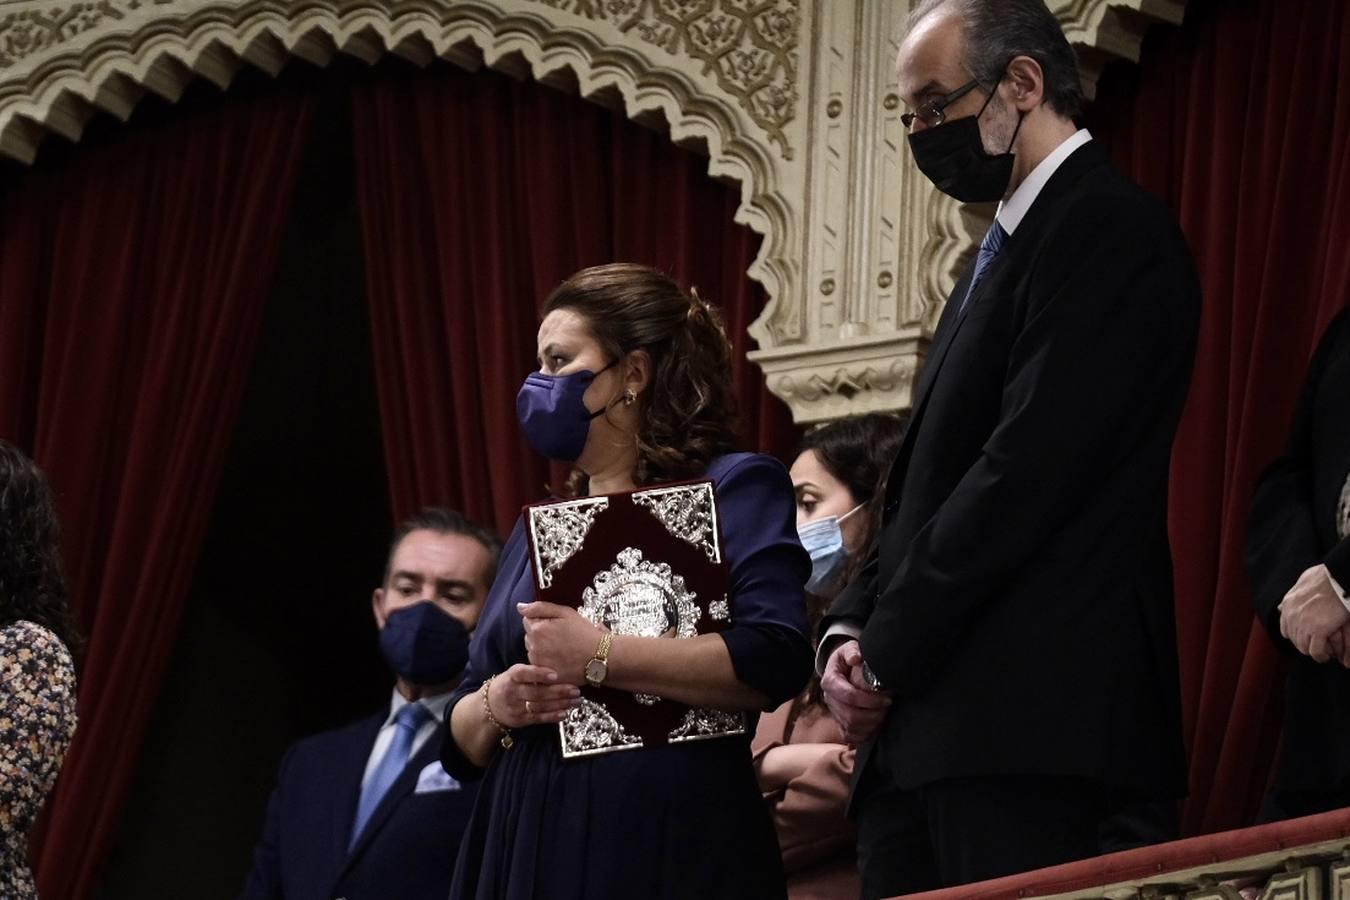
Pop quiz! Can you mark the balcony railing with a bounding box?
[899,807,1350,900]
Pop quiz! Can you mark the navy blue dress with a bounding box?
[442,452,812,900]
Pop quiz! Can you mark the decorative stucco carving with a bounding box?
[1059,0,1186,99]
[0,0,1185,424]
[522,0,801,158]
[751,0,1186,422]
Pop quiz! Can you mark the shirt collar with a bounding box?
[996,128,1093,235]
[383,686,455,728]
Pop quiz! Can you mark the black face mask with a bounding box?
[908,89,1024,203]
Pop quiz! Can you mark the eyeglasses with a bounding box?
[901,78,983,130]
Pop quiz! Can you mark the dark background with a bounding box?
[95,67,394,896]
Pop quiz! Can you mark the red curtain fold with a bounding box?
[1088,0,1350,834]
[352,66,798,535]
[0,89,312,896]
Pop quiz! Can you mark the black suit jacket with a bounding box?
[1247,305,1350,793]
[825,141,1198,798]
[241,709,479,900]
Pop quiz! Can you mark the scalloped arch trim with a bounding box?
[0,0,796,326]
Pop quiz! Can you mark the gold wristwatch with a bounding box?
[584,632,614,686]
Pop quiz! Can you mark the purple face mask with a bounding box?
[515,361,614,462]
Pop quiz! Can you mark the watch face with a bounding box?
[863,665,882,691]
[584,658,608,684]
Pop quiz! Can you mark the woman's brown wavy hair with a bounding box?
[544,263,740,494]
[0,439,81,656]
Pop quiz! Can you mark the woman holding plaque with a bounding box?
[442,263,813,899]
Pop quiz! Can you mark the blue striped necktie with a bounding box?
[350,702,431,849]
[960,220,1009,314]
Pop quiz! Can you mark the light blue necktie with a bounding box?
[959,220,1009,314]
[350,702,431,849]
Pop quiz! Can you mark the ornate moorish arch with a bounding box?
[0,0,1184,423]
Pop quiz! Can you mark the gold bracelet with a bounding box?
[480,676,513,749]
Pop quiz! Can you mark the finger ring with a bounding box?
[525,700,533,714]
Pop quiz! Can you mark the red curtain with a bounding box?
[1088,0,1350,833]
[351,65,798,535]
[0,89,312,896]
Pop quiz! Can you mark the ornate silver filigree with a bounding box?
[634,692,660,706]
[579,547,700,639]
[632,482,722,562]
[559,697,643,758]
[709,595,730,622]
[668,707,746,744]
[1338,471,1349,541]
[527,497,609,589]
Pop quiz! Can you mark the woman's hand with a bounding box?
[519,601,606,686]
[489,663,582,728]
[756,743,842,792]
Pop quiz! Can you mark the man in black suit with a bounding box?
[817,0,1200,894]
[1247,306,1350,821]
[242,508,500,900]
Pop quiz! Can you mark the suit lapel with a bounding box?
[886,141,1113,509]
[328,713,386,879]
[907,266,979,421]
[338,723,448,877]
[879,267,972,511]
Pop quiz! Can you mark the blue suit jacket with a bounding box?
[241,709,479,900]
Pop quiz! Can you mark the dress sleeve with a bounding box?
[714,454,813,708]
[441,518,528,781]
[0,622,77,827]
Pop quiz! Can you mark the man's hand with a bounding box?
[1332,623,1350,668]
[820,639,892,746]
[1278,564,1350,663]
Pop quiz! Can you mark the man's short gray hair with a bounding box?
[905,0,1084,120]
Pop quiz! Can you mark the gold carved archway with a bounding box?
[0,0,1184,423]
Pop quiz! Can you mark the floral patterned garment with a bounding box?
[0,620,77,899]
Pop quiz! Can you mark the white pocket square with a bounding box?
[414,761,462,794]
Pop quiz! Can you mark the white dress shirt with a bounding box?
[993,128,1092,236]
[814,129,1095,676]
[360,688,455,790]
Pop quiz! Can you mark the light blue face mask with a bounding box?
[797,503,863,596]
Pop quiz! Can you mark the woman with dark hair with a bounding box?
[0,440,79,899]
[752,414,905,898]
[441,263,813,899]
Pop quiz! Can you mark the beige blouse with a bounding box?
[752,696,860,899]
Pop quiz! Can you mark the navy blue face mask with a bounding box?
[515,360,615,462]
[378,603,471,685]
